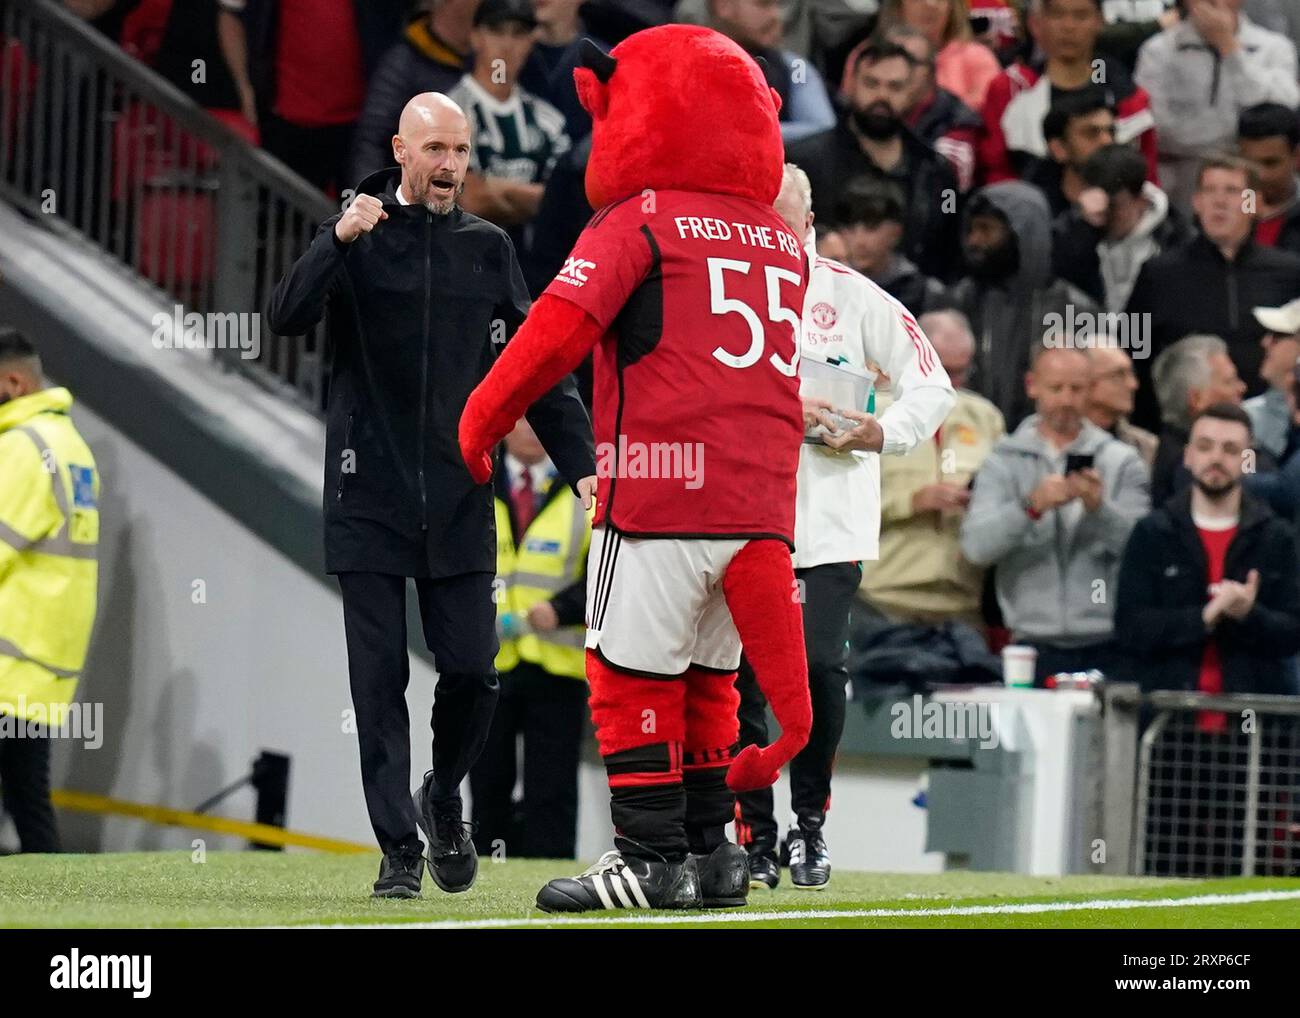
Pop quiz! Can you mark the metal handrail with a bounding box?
[0,0,335,411]
[1142,689,1300,716]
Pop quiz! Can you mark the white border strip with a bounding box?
[279,888,1300,929]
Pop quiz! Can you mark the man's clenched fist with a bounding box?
[335,194,388,244]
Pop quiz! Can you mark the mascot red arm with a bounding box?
[460,25,812,910]
[457,299,599,484]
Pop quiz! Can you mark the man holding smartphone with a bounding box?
[960,342,1150,685]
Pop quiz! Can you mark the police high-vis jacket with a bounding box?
[794,239,956,569]
[0,387,99,724]
[493,464,591,680]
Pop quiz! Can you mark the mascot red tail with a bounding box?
[458,24,812,912]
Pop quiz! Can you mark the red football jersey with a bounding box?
[543,190,806,543]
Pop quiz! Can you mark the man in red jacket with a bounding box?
[979,0,1157,187]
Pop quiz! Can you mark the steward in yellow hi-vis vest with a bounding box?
[492,468,591,680]
[0,386,99,724]
[472,423,593,860]
[0,330,99,852]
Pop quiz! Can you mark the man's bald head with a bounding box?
[392,93,472,214]
[398,92,469,140]
[919,309,975,388]
[774,163,813,238]
[1086,343,1138,426]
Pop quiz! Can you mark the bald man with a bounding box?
[961,343,1150,685]
[1086,345,1158,469]
[269,92,595,900]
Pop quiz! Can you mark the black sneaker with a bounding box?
[746,848,780,890]
[689,843,749,908]
[536,847,702,913]
[786,824,831,889]
[372,847,423,899]
[413,774,478,893]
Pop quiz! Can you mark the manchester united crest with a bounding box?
[811,302,837,329]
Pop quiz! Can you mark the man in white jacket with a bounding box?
[735,164,955,890]
[1135,0,1300,208]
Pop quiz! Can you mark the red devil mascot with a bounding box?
[459,25,812,912]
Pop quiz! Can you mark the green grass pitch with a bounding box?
[1,852,1298,928]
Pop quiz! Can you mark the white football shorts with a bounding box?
[584,527,749,676]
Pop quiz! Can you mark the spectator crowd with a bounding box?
[61,0,1300,866]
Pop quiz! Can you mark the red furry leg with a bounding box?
[683,665,740,854]
[586,650,689,861]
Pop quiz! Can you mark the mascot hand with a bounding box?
[725,725,809,792]
[725,744,780,792]
[458,409,494,484]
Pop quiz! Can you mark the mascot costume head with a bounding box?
[459,25,813,911]
[574,27,784,210]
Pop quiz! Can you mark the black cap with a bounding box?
[473,0,538,30]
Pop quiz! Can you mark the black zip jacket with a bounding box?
[1115,488,1300,694]
[268,168,594,578]
[1125,232,1300,429]
[786,120,962,282]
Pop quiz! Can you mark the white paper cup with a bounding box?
[1001,645,1037,688]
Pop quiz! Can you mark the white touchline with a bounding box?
[271,888,1300,930]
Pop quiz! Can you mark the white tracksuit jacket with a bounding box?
[793,247,956,568]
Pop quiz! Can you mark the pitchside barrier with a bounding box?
[1099,683,1300,878]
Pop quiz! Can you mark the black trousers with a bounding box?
[0,726,60,852]
[736,560,860,850]
[469,660,588,859]
[337,571,500,856]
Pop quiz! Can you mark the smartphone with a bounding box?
[1064,452,1095,475]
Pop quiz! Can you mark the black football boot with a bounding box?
[536,842,703,913]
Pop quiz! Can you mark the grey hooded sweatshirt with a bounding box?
[942,181,1098,427]
[1097,181,1173,312]
[960,416,1150,645]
